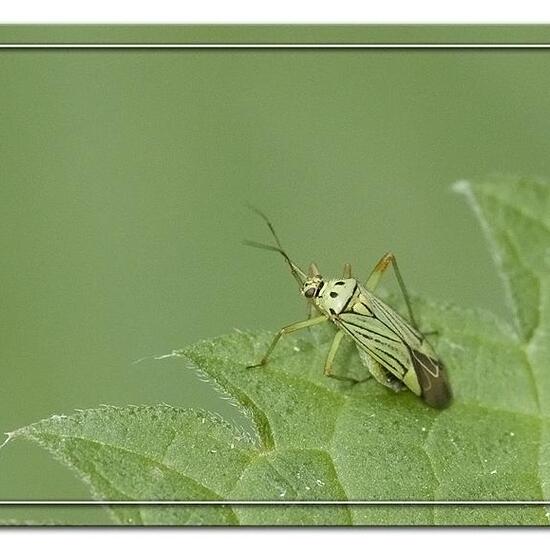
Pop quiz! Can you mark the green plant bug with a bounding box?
[245,208,452,409]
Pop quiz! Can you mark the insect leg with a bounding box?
[342,263,352,278]
[323,330,344,377]
[365,252,419,330]
[323,330,370,383]
[307,303,324,322]
[247,315,328,369]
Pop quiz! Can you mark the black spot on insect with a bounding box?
[330,291,338,298]
[335,281,345,286]
[329,308,336,315]
[314,281,325,297]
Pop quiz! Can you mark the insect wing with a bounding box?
[409,348,452,408]
[363,290,424,347]
[338,287,452,408]
[336,310,410,382]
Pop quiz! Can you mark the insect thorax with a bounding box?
[315,278,358,315]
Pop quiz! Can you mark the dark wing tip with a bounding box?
[410,349,453,409]
[422,373,453,409]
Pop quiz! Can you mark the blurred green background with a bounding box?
[2,26,550,523]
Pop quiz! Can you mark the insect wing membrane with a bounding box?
[409,349,452,409]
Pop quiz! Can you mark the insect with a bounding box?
[245,208,452,409]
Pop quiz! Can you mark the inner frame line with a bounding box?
[1,43,550,49]
[1,500,550,506]
[1,36,545,508]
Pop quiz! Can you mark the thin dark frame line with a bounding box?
[1,500,550,506]
[1,43,550,49]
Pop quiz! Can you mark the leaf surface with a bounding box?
[8,177,550,525]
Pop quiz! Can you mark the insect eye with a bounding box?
[304,288,316,298]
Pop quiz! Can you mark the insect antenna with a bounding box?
[244,205,307,288]
[245,204,286,250]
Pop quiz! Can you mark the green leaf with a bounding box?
[6,176,550,525]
